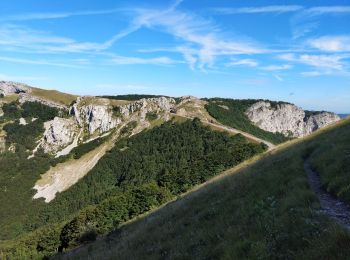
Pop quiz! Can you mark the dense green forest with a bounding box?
[1,101,60,150]
[204,98,290,144]
[0,102,266,259]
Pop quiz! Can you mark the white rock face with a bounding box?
[71,102,119,134]
[0,81,31,96]
[71,96,175,134]
[245,101,340,137]
[19,117,27,125]
[304,112,341,133]
[41,117,78,153]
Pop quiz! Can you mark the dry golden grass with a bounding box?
[31,88,77,106]
[0,94,19,103]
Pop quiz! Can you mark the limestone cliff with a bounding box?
[70,96,175,135]
[40,117,78,153]
[245,101,340,137]
[0,81,31,96]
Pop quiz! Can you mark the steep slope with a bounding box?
[59,118,350,260]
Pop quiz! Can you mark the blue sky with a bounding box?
[0,0,349,113]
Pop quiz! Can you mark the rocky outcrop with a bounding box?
[18,93,67,110]
[70,98,120,134]
[0,81,31,96]
[40,117,78,153]
[71,96,175,135]
[245,101,340,137]
[304,112,340,133]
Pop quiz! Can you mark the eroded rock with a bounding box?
[0,81,31,96]
[40,117,78,153]
[245,101,340,137]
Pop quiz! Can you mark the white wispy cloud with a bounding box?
[291,6,350,39]
[226,59,258,67]
[0,9,122,22]
[279,53,347,71]
[0,1,267,70]
[0,24,104,53]
[110,55,182,65]
[0,23,142,54]
[212,5,303,14]
[301,70,350,77]
[126,6,266,70]
[0,56,86,68]
[300,71,323,77]
[261,64,292,71]
[306,6,350,15]
[307,36,350,52]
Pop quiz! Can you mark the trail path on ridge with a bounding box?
[304,159,350,229]
[178,115,275,150]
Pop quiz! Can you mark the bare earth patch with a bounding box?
[33,133,116,202]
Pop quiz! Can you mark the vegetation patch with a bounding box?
[146,111,158,121]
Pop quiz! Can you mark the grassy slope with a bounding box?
[60,118,350,260]
[0,95,19,103]
[31,88,77,106]
[309,116,350,203]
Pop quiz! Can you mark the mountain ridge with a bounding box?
[0,80,347,259]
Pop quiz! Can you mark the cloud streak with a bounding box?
[261,64,292,71]
[0,8,122,22]
[227,59,258,67]
[279,53,347,71]
[0,56,86,68]
[125,5,266,70]
[291,6,350,39]
[308,36,350,52]
[212,5,303,14]
[110,55,182,65]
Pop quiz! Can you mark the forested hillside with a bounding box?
[0,110,266,258]
[204,98,290,144]
[59,118,350,260]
